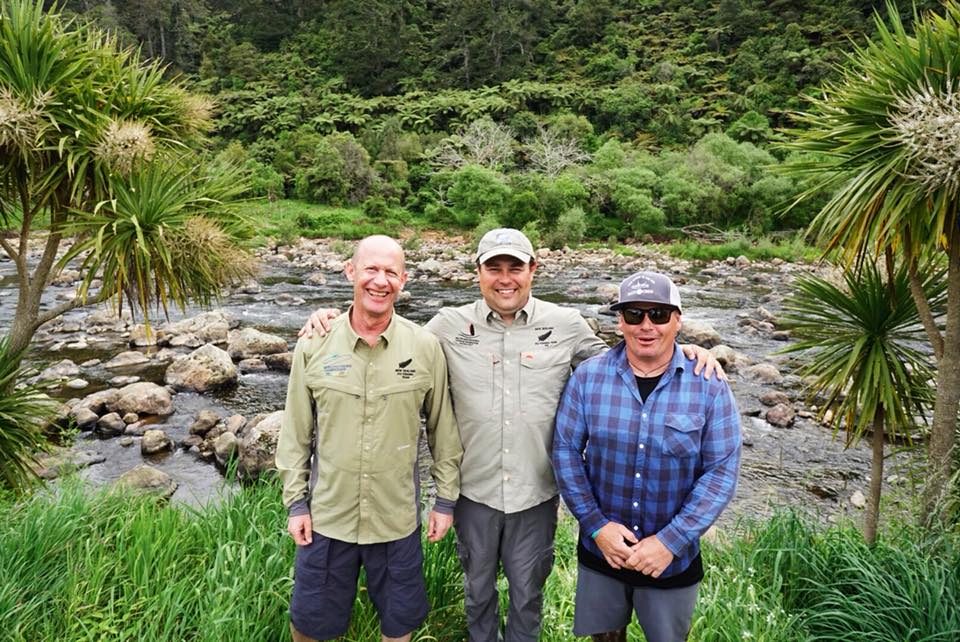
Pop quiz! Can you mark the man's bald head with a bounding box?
[352,235,406,273]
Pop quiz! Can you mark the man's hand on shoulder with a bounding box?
[681,344,727,381]
[594,521,639,569]
[287,514,313,546]
[298,308,341,338]
[625,534,674,578]
[427,510,453,543]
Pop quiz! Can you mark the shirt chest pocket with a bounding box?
[662,413,703,458]
[519,350,571,400]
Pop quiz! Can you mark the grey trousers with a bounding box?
[453,495,559,642]
[573,564,699,642]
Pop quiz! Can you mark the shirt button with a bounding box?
[504,448,510,454]
[505,390,510,396]
[633,501,638,507]
[633,525,639,531]
[506,332,511,336]
[504,360,510,365]
[639,444,644,450]
[505,420,510,426]
[635,473,640,478]
[503,474,510,481]
[642,413,648,419]
[363,473,369,479]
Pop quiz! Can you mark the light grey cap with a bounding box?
[609,271,682,313]
[475,228,535,264]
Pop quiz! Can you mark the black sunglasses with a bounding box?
[620,307,676,325]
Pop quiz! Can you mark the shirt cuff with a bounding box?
[581,510,609,539]
[433,496,456,515]
[657,522,691,557]
[287,498,310,517]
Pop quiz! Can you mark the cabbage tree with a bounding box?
[781,261,944,542]
[784,1,960,518]
[0,1,253,363]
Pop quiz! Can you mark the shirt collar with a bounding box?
[344,305,398,349]
[478,295,536,326]
[613,341,687,380]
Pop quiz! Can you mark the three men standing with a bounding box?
[553,271,742,642]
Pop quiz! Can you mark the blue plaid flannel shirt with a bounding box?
[552,341,741,578]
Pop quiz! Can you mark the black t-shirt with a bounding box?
[574,372,704,589]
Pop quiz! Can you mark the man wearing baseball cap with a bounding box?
[300,233,723,642]
[552,271,741,642]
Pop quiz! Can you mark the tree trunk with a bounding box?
[923,225,960,524]
[864,407,885,545]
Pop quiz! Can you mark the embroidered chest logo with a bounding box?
[321,353,352,377]
[395,358,417,379]
[454,322,480,346]
[534,326,559,347]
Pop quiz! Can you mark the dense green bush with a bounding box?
[446,165,511,227]
[294,138,349,204]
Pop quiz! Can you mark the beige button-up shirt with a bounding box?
[277,311,462,544]
[425,296,605,513]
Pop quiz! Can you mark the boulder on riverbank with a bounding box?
[107,382,174,417]
[238,411,282,479]
[114,464,177,499]
[165,344,238,392]
[227,327,288,360]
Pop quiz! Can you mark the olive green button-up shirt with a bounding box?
[277,311,462,544]
[425,296,605,514]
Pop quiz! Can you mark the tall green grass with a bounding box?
[666,235,821,263]
[2,480,957,641]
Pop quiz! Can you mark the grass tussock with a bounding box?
[1,481,958,641]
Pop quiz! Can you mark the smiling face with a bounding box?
[617,303,681,369]
[344,236,408,323]
[477,255,537,322]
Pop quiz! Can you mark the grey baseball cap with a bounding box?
[609,271,682,313]
[475,228,535,264]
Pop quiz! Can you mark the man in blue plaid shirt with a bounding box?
[553,271,741,642]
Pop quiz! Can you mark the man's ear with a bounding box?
[343,260,355,282]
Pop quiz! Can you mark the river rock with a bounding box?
[238,411,282,479]
[115,464,177,499]
[37,359,80,381]
[214,432,239,467]
[228,328,288,360]
[765,403,796,428]
[74,388,120,416]
[304,272,327,286]
[276,293,305,306]
[69,406,99,430]
[850,490,866,509]
[165,344,238,392]
[33,449,106,479]
[122,412,139,424]
[119,437,134,447]
[760,391,791,407]
[239,358,267,372]
[165,310,233,344]
[679,319,722,348]
[224,414,247,435]
[263,352,293,371]
[141,429,173,455]
[96,412,126,437]
[180,435,203,449]
[596,283,620,302]
[169,333,203,348]
[125,421,147,436]
[65,378,89,390]
[107,382,174,416]
[109,375,140,386]
[190,410,220,436]
[417,258,443,275]
[708,345,746,372]
[129,324,162,347]
[103,351,150,369]
[742,363,784,385]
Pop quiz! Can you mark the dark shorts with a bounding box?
[290,529,429,640]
